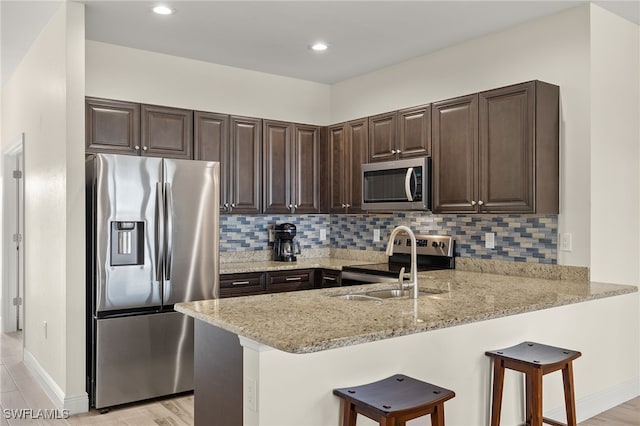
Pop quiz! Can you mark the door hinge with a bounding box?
[12,233,22,243]
[12,297,22,306]
[12,170,22,179]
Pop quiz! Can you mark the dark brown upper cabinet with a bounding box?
[368,106,431,163]
[368,112,397,162]
[432,94,479,214]
[141,104,193,159]
[432,80,559,214]
[329,118,368,213]
[229,116,262,214]
[86,97,140,155]
[194,111,229,212]
[263,120,320,214]
[398,104,431,159]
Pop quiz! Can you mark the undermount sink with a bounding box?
[331,288,445,301]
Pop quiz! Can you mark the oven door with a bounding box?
[362,157,430,211]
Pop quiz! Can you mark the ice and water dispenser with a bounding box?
[110,221,144,266]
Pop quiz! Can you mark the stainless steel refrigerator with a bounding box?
[86,153,219,409]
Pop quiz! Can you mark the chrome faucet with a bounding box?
[386,226,418,299]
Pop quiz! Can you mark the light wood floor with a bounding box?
[1,331,638,425]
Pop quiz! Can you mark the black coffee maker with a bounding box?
[274,223,301,262]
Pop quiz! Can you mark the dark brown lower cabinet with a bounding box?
[316,269,341,288]
[219,272,265,298]
[265,269,314,293]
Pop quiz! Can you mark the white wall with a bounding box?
[1,2,87,412]
[85,41,331,125]
[330,6,593,269]
[589,5,640,285]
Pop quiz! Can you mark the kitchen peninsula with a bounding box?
[176,268,637,426]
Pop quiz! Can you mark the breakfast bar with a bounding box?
[176,270,638,426]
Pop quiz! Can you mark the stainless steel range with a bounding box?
[341,234,455,285]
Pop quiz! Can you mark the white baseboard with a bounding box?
[545,376,640,423]
[23,348,89,415]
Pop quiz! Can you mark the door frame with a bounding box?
[2,133,25,333]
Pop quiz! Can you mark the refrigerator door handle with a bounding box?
[155,182,165,282]
[164,182,174,281]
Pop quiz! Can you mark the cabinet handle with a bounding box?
[346,203,351,208]
[294,204,298,208]
[231,203,236,208]
[478,200,484,206]
[231,281,250,286]
[396,149,402,154]
[223,203,229,211]
[134,145,140,150]
[324,276,337,281]
[288,204,293,208]
[285,277,302,281]
[142,146,148,151]
[391,149,397,154]
[341,203,346,208]
[471,200,477,206]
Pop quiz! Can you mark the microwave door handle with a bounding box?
[404,167,414,202]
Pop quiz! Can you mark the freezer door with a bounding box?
[94,154,163,312]
[94,312,194,409]
[163,159,220,305]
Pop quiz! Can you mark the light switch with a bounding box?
[373,229,381,242]
[485,232,495,249]
[320,228,327,241]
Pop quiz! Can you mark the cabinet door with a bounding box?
[398,105,431,159]
[347,118,369,213]
[328,124,348,213]
[141,104,193,159]
[479,82,535,213]
[194,111,229,212]
[432,94,478,213]
[229,116,262,214]
[86,97,140,155]
[368,112,397,163]
[263,120,292,214]
[292,125,320,214]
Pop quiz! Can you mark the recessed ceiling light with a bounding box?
[153,5,174,15]
[311,42,328,52]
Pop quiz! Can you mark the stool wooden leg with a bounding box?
[431,403,445,426]
[562,362,578,426]
[490,359,505,426]
[341,401,357,426]
[529,370,543,426]
[380,417,396,426]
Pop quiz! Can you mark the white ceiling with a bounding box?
[2,1,639,87]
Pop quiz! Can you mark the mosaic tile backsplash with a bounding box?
[220,213,558,264]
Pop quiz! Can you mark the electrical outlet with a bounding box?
[43,321,47,339]
[268,227,275,243]
[320,228,327,241]
[485,232,495,249]
[373,229,381,242]
[245,379,257,411]
[560,233,572,252]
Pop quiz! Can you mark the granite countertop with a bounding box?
[219,257,380,274]
[175,269,637,354]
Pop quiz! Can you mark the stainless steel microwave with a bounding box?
[361,156,431,211]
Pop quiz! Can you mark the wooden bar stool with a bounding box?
[333,374,455,426]
[485,341,581,426]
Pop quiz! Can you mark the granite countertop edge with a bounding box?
[175,276,637,354]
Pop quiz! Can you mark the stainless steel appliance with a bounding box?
[273,223,301,262]
[362,156,431,211]
[86,153,220,409]
[341,234,454,285]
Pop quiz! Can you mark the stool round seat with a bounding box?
[486,341,581,426]
[333,374,455,426]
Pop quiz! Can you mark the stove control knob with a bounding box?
[438,242,446,249]
[432,241,439,247]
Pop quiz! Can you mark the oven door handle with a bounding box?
[405,167,415,202]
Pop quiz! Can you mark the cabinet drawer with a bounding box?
[220,272,265,298]
[317,269,341,288]
[266,269,314,293]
